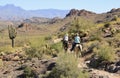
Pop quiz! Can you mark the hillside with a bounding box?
[0,8,120,78]
[65,8,120,23]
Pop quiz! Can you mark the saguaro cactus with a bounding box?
[8,25,17,47]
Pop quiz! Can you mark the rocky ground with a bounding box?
[78,58,120,78]
[0,51,120,78]
[0,52,56,78]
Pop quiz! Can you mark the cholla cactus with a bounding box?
[8,25,17,47]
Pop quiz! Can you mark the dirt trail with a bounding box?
[78,58,120,78]
[90,69,120,78]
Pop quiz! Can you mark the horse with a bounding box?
[62,40,69,52]
[74,44,83,58]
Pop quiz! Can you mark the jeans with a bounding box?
[70,42,80,51]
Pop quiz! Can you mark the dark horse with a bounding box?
[62,40,69,51]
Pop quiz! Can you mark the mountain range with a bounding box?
[0,4,69,21]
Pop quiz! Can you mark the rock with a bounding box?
[104,33,112,37]
[108,8,120,13]
[32,65,47,74]
[89,57,101,68]
[47,62,56,71]
[3,55,11,61]
[99,75,109,78]
[3,70,11,74]
[116,61,120,66]
[31,58,39,63]
[114,66,120,73]
[0,52,6,56]
[12,56,20,61]
[66,9,96,17]
[107,64,116,73]
[116,69,120,74]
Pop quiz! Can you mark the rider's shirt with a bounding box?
[63,35,68,41]
[74,36,80,43]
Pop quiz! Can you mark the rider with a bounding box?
[63,33,69,50]
[70,33,81,51]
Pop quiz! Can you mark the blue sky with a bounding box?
[0,0,120,13]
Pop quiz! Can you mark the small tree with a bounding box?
[8,25,17,48]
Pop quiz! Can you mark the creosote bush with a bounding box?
[47,53,89,78]
[24,47,43,59]
[23,66,35,78]
[24,42,62,59]
[94,42,116,62]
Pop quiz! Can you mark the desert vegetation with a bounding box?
[0,8,120,78]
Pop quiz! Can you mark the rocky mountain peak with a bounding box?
[107,8,120,13]
[66,9,96,17]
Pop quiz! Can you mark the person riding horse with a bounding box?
[70,33,82,57]
[70,33,81,52]
[62,33,69,51]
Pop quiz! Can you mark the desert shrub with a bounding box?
[110,27,117,35]
[112,15,118,21]
[0,46,15,53]
[24,47,43,59]
[104,22,111,28]
[90,34,101,41]
[50,42,63,53]
[69,17,95,35]
[41,44,57,57]
[94,42,116,62]
[28,36,46,48]
[44,36,52,40]
[89,30,102,41]
[24,42,61,59]
[107,33,120,48]
[47,53,89,78]
[83,40,99,51]
[23,66,35,78]
[116,29,120,33]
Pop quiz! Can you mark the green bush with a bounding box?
[50,42,63,53]
[112,15,118,21]
[69,17,95,35]
[23,66,35,78]
[94,43,116,62]
[47,53,89,78]
[44,36,52,40]
[89,30,102,41]
[24,47,43,59]
[110,27,116,35]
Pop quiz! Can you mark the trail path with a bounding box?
[78,58,120,78]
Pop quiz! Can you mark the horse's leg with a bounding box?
[80,44,82,51]
[74,47,77,57]
[76,47,79,58]
[79,44,83,57]
[75,47,79,58]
